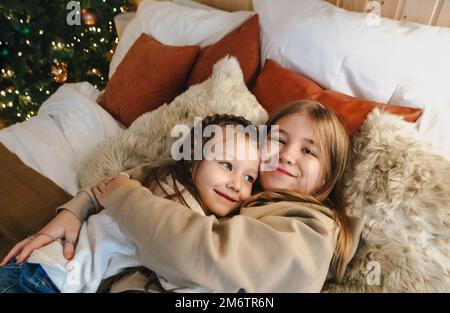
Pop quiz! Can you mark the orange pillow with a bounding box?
[253,59,423,135]
[100,34,200,127]
[187,15,260,89]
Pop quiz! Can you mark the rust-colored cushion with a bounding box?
[253,59,423,135]
[187,15,260,89]
[0,143,72,260]
[100,34,200,127]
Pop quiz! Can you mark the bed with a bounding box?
[1,0,450,292]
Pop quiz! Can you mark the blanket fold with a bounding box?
[0,142,72,259]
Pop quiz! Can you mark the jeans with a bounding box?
[0,259,59,293]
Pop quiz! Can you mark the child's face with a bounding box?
[194,128,259,217]
[259,113,325,194]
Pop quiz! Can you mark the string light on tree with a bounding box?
[2,70,14,79]
[87,68,102,77]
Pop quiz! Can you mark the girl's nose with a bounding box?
[226,176,241,192]
[279,145,296,165]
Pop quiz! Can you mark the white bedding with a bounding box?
[0,82,122,196]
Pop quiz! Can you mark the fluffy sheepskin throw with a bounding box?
[324,109,450,292]
[78,56,268,188]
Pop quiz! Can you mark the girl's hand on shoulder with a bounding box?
[91,173,142,208]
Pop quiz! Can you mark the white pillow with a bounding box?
[254,0,450,159]
[109,0,252,78]
[0,82,122,195]
[114,0,218,40]
[254,0,450,106]
[80,56,268,188]
[172,0,217,10]
[390,84,450,160]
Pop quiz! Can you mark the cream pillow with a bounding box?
[79,56,268,187]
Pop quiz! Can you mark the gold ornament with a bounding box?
[51,62,68,83]
[81,8,97,26]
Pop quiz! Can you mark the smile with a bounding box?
[214,189,238,202]
[274,167,296,177]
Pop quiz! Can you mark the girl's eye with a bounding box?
[302,148,316,157]
[221,162,232,170]
[244,175,255,184]
[271,137,285,145]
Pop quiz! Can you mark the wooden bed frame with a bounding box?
[136,0,450,27]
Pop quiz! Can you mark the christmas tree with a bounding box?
[0,0,133,126]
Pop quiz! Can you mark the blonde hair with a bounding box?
[242,100,352,282]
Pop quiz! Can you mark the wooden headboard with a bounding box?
[136,0,450,27]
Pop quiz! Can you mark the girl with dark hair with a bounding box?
[0,114,260,293]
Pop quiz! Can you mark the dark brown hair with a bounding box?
[98,114,258,292]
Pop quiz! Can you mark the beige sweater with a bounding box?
[60,163,364,293]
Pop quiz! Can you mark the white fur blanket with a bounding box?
[324,109,450,292]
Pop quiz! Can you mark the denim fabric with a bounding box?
[0,259,59,293]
